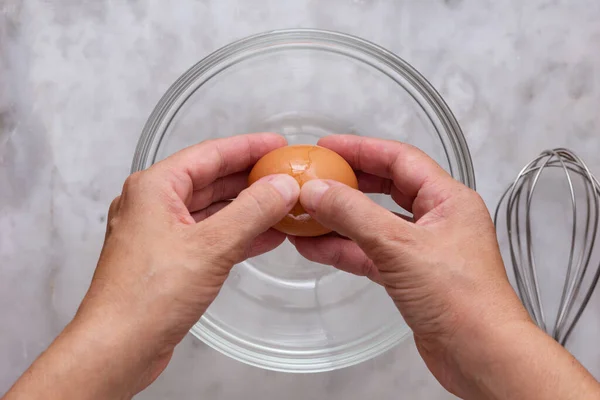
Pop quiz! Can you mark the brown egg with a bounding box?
[248,145,358,237]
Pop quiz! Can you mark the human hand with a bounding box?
[83,133,300,393]
[289,135,534,397]
[4,134,299,400]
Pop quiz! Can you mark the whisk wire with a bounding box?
[556,153,600,344]
[495,148,600,346]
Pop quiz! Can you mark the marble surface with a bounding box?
[2,0,600,398]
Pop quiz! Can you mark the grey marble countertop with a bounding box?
[2,0,600,398]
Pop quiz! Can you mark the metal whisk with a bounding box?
[494,148,600,346]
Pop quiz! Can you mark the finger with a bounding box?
[188,172,248,213]
[357,172,413,212]
[153,133,287,202]
[247,229,286,258]
[191,201,230,223]
[197,174,300,263]
[318,135,455,219]
[193,201,286,257]
[192,201,285,257]
[291,235,381,283]
[300,179,415,259]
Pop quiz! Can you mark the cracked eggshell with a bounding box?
[248,145,358,237]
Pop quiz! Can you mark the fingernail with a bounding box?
[260,174,300,205]
[300,180,331,212]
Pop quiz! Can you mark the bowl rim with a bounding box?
[131,28,475,373]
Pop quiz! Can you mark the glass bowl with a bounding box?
[132,29,475,373]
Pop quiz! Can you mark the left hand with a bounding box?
[4,133,299,400]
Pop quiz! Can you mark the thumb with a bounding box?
[198,174,299,259]
[300,179,414,256]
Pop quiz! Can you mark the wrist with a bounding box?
[447,316,599,400]
[7,313,169,400]
[66,306,172,394]
[50,317,148,399]
[4,318,136,400]
[448,317,536,398]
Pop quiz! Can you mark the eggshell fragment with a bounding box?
[248,145,358,237]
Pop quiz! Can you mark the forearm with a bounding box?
[452,320,600,400]
[3,315,160,400]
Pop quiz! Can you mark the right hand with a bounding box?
[290,135,531,396]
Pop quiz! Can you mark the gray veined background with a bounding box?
[2,0,600,398]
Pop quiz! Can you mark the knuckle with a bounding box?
[123,170,158,193]
[138,171,158,189]
[124,169,170,200]
[107,211,121,231]
[123,171,143,191]
[361,258,379,281]
[105,196,122,235]
[107,196,120,218]
[109,196,120,211]
[198,181,218,207]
